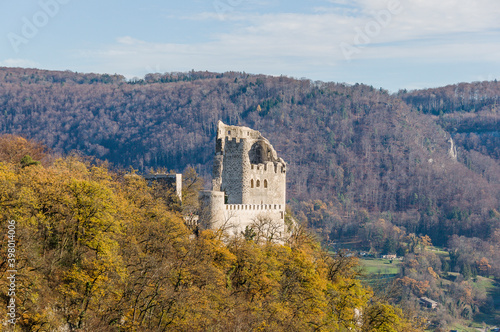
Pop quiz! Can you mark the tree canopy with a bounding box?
[0,135,419,331]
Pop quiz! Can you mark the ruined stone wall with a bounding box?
[212,154,224,191]
[202,121,287,238]
[214,121,286,206]
[200,192,286,236]
[244,162,286,206]
[222,205,286,238]
[221,138,245,204]
[144,173,182,202]
[199,190,225,229]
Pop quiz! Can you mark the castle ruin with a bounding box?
[200,121,287,239]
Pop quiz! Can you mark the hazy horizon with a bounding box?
[1,0,499,92]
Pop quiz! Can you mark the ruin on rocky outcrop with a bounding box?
[200,121,287,239]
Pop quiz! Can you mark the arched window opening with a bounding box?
[264,179,268,188]
[256,180,260,187]
[251,179,254,188]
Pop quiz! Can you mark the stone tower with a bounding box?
[200,121,287,238]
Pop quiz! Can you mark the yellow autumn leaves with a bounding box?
[0,136,418,331]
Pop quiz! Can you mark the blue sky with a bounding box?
[1,0,499,92]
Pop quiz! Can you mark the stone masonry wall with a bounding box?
[202,121,287,237]
[221,138,245,204]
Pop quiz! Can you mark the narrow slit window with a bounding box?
[264,180,268,188]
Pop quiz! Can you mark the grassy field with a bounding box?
[358,249,500,331]
[359,258,402,275]
[473,276,500,327]
[426,246,449,257]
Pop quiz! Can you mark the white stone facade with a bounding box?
[201,121,287,237]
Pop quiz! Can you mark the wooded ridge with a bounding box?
[0,67,498,248]
[1,67,499,330]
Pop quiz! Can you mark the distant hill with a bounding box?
[399,81,500,161]
[398,80,500,115]
[0,67,498,247]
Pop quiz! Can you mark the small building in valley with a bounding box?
[419,297,438,309]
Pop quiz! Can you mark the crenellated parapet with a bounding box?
[249,161,286,174]
[201,121,287,239]
[225,204,284,211]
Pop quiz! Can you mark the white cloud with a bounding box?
[116,36,144,46]
[179,11,247,21]
[72,0,500,87]
[0,58,39,68]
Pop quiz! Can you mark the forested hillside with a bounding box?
[0,135,420,331]
[1,67,499,329]
[399,81,500,160]
[1,67,498,247]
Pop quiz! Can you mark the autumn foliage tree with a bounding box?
[0,68,498,251]
[0,135,418,331]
